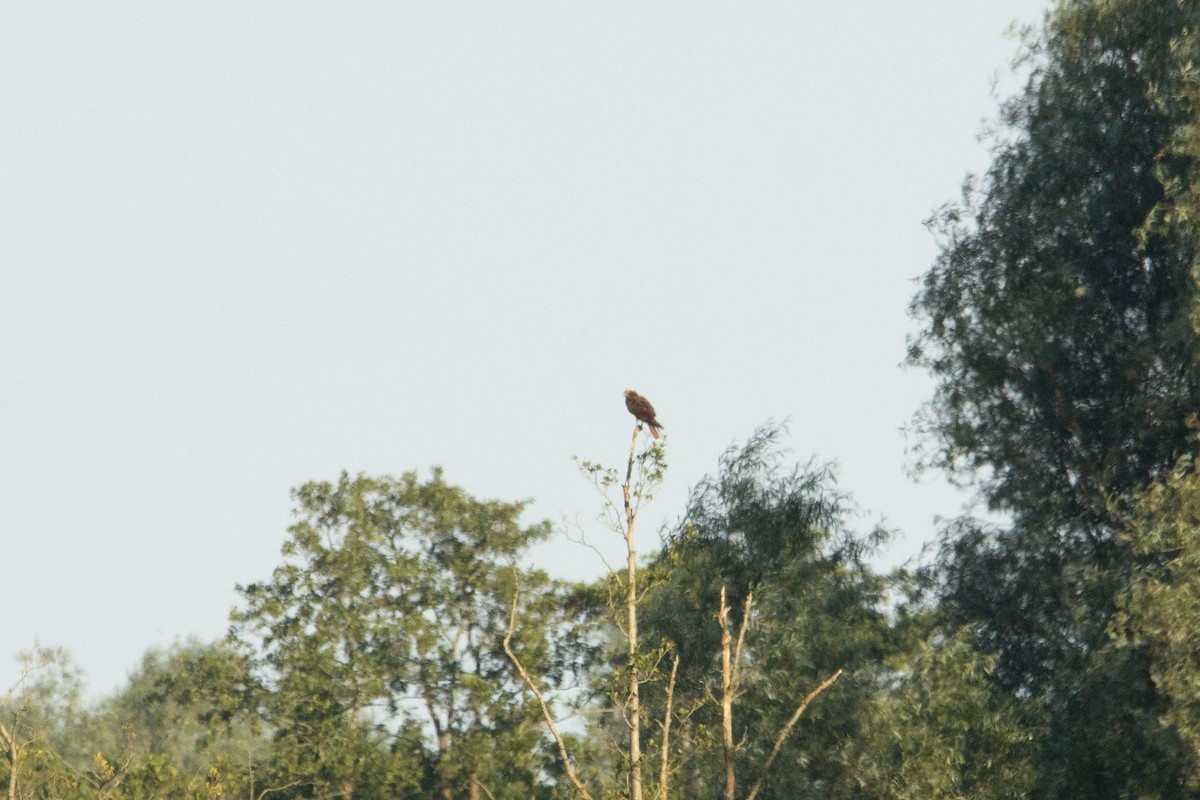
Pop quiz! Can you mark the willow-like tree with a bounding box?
[639,425,888,800]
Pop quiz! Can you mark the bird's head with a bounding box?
[624,389,636,398]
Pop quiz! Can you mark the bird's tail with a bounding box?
[649,422,663,438]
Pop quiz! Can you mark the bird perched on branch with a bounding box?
[623,389,664,438]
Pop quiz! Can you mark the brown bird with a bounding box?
[624,389,664,438]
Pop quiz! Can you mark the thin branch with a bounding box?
[561,515,619,575]
[472,775,498,800]
[743,669,844,800]
[504,587,594,800]
[256,779,306,800]
[623,424,638,532]
[618,701,635,731]
[44,746,105,790]
[733,592,753,681]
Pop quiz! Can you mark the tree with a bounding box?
[60,641,269,800]
[910,0,1200,557]
[231,470,586,800]
[77,643,258,777]
[908,1,1200,795]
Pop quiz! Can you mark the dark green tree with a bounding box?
[908,1,1200,795]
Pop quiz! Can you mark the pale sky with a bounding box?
[2,2,1049,697]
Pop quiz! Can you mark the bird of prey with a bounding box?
[624,389,664,438]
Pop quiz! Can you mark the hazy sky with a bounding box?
[2,2,1049,697]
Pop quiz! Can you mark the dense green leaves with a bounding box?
[911,0,1200,530]
[857,628,1037,800]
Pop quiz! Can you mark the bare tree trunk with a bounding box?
[0,722,17,800]
[719,589,736,800]
[625,535,643,800]
[435,728,453,800]
[718,587,756,800]
[623,424,644,800]
[439,740,454,800]
[512,419,665,800]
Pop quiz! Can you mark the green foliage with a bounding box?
[857,628,1038,800]
[0,646,88,800]
[910,0,1200,533]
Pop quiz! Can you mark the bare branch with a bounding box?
[504,587,594,800]
[622,423,638,533]
[0,720,15,800]
[743,669,844,800]
[561,514,619,575]
[257,779,306,800]
[733,592,753,684]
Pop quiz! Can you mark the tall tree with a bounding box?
[908,1,1200,795]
